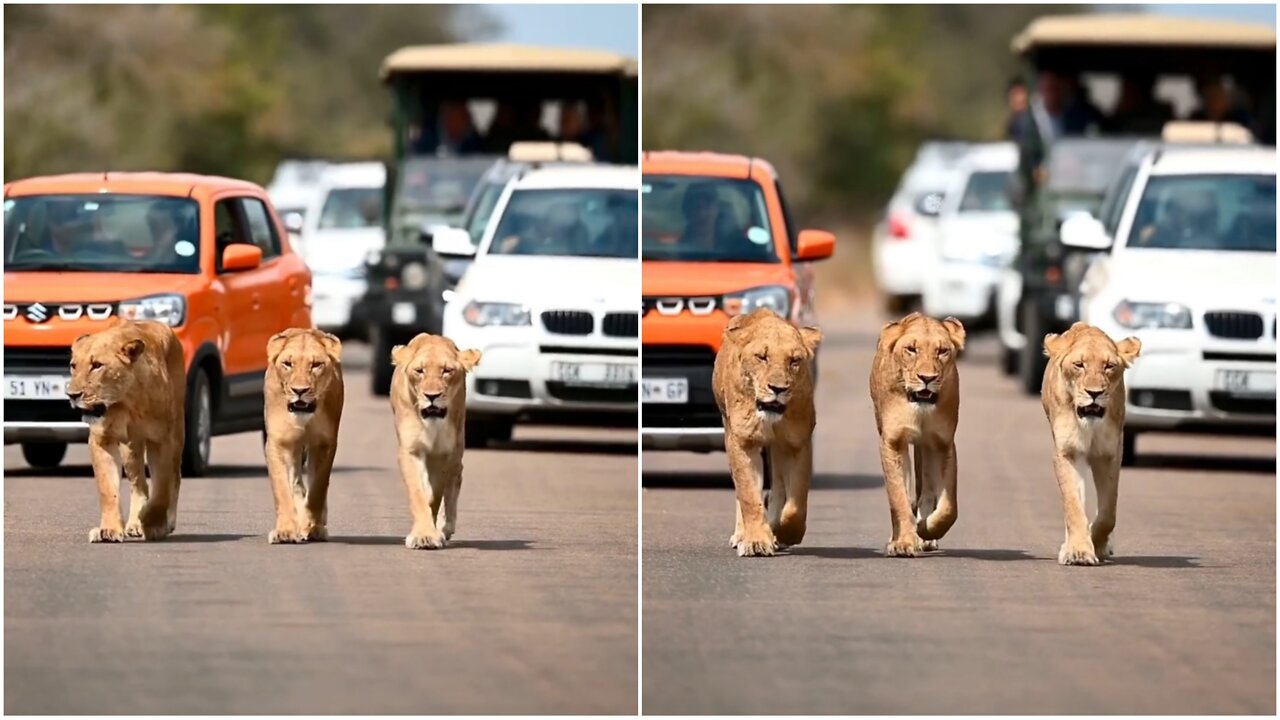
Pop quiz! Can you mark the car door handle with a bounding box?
[251,293,262,311]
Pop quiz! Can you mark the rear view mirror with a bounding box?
[432,226,477,258]
[1059,212,1111,251]
[222,244,263,272]
[913,192,944,217]
[796,229,835,261]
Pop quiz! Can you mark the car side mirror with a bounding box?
[913,192,944,217]
[222,244,263,272]
[1059,212,1111,251]
[795,229,835,261]
[283,212,304,235]
[432,226,477,258]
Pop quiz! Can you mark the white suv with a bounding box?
[1063,142,1276,464]
[440,165,638,446]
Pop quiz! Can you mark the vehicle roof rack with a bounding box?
[507,141,593,163]
[1161,121,1253,145]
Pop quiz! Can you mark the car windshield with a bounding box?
[1047,141,1133,195]
[958,171,1014,213]
[1127,174,1275,252]
[488,188,636,259]
[3,194,201,274]
[642,175,777,263]
[465,180,507,244]
[317,188,383,230]
[395,158,492,214]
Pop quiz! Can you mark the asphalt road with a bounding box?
[642,307,1275,715]
[4,343,638,715]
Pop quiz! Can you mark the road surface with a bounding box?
[642,307,1275,715]
[5,344,637,715]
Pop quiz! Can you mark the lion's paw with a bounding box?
[734,528,777,557]
[124,520,145,539]
[885,535,923,558]
[1058,541,1100,566]
[405,530,447,550]
[140,522,171,541]
[300,524,329,542]
[921,539,939,552]
[89,526,125,543]
[268,526,305,544]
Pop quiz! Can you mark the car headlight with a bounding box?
[401,262,428,290]
[117,294,186,327]
[1112,300,1192,330]
[723,285,791,318]
[462,301,530,327]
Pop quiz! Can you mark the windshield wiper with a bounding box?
[4,263,102,272]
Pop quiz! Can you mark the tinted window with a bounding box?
[489,188,636,259]
[958,171,1014,213]
[775,179,799,255]
[642,175,777,263]
[4,194,201,274]
[1127,174,1275,252]
[318,188,383,230]
[1102,166,1139,236]
[240,198,281,258]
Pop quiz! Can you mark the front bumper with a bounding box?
[310,276,367,331]
[4,421,89,444]
[639,344,724,452]
[873,237,931,296]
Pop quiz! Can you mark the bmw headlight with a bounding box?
[724,285,791,318]
[1112,300,1192,330]
[118,294,186,327]
[462,301,530,327]
[401,261,428,290]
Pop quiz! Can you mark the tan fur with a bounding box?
[1040,322,1141,566]
[870,312,966,557]
[263,328,344,544]
[389,333,481,549]
[711,308,822,557]
[67,321,185,543]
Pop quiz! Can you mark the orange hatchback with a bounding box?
[641,152,834,452]
[3,172,312,474]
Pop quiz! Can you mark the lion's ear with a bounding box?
[799,326,822,358]
[119,339,145,363]
[1116,336,1142,367]
[390,344,412,366]
[1043,332,1069,358]
[458,349,481,372]
[878,319,907,353]
[941,317,966,352]
[320,332,343,362]
[266,331,291,364]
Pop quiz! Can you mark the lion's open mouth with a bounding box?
[908,389,937,405]
[288,400,317,414]
[1077,403,1106,419]
[82,404,107,419]
[420,406,448,419]
[755,400,786,415]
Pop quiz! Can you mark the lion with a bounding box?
[869,312,966,558]
[263,328,344,544]
[711,308,822,557]
[66,321,185,543]
[1040,322,1141,566]
[389,332,481,550]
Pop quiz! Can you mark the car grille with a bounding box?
[642,344,717,367]
[1129,388,1194,411]
[542,310,593,335]
[1209,392,1276,416]
[641,344,721,428]
[4,346,72,374]
[545,382,636,404]
[602,312,639,338]
[5,399,82,423]
[1204,312,1264,340]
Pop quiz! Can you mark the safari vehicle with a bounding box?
[362,44,638,395]
[1009,14,1276,394]
[3,173,312,475]
[640,151,834,452]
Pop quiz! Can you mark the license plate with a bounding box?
[5,375,69,400]
[392,302,416,325]
[642,378,689,404]
[1215,369,1277,395]
[551,362,636,387]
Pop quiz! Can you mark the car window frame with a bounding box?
[238,196,282,260]
[214,196,257,274]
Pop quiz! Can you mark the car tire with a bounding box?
[465,415,513,449]
[1001,346,1019,376]
[1019,301,1047,395]
[371,327,394,397]
[22,441,66,470]
[183,367,213,477]
[1121,430,1137,467]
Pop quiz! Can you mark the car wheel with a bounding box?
[1001,346,1019,376]
[22,441,66,470]
[1121,430,1137,467]
[182,368,213,477]
[1019,302,1047,395]
[371,327,394,397]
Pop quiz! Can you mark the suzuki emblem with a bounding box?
[26,302,49,323]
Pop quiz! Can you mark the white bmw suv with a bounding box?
[1063,140,1276,464]
[439,165,638,446]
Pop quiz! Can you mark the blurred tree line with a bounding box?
[4,4,494,183]
[643,4,1081,220]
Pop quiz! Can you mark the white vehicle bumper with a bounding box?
[310,275,366,331]
[873,236,931,297]
[922,260,1001,320]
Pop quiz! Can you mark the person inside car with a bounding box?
[1108,74,1174,135]
[1190,76,1253,129]
[495,201,585,255]
[1136,187,1219,249]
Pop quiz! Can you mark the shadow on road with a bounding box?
[1134,454,1275,475]
[937,547,1039,562]
[641,471,880,490]
[331,536,535,551]
[488,439,636,456]
[2,464,385,479]
[168,533,257,544]
[787,545,882,560]
[1110,555,1202,569]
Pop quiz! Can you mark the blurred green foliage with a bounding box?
[4,4,494,184]
[642,4,1081,219]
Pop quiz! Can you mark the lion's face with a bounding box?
[392,334,481,421]
[1044,324,1141,421]
[267,329,342,416]
[67,331,146,424]
[729,312,821,422]
[881,313,966,405]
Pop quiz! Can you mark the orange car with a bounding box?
[641,151,834,451]
[3,172,312,474]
